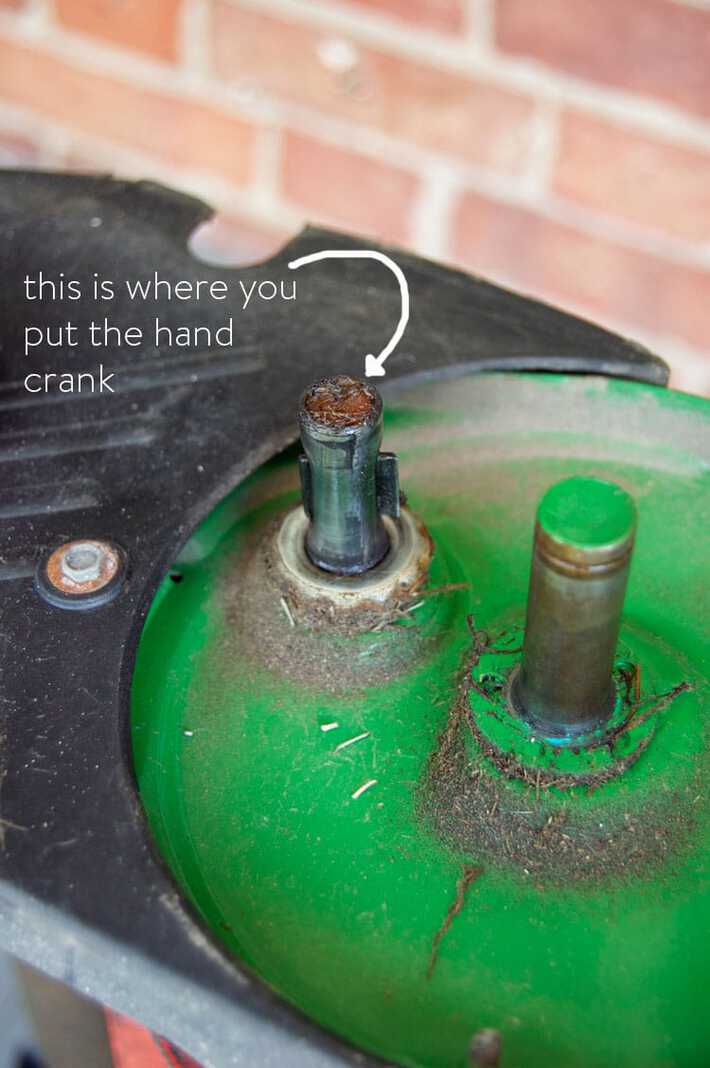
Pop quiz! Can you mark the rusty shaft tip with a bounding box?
[300,375,382,433]
[298,374,389,575]
[513,476,637,740]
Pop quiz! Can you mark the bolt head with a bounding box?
[44,539,123,599]
[61,542,104,583]
[470,1029,501,1067]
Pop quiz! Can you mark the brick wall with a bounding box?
[1,0,709,394]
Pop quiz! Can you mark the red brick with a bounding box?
[189,213,293,266]
[344,0,464,33]
[554,112,710,244]
[452,191,710,352]
[496,0,710,121]
[211,5,535,174]
[282,131,418,243]
[55,0,181,63]
[0,38,255,186]
[0,129,39,166]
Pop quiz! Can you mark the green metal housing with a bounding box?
[131,373,709,1068]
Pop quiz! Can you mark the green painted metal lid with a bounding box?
[131,373,709,1068]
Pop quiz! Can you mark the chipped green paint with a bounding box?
[466,623,669,774]
[132,373,710,1068]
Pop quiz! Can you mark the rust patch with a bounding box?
[45,539,120,596]
[301,375,380,430]
[426,863,483,980]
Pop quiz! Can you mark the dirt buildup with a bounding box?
[466,711,653,792]
[222,515,440,695]
[426,863,483,979]
[301,375,380,430]
[421,634,702,887]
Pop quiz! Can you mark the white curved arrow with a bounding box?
[287,249,409,377]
